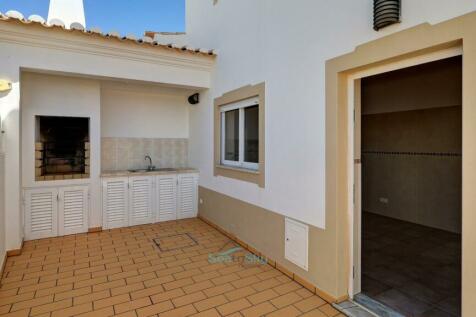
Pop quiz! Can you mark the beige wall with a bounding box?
[361,58,462,233]
[324,12,476,316]
[101,137,188,172]
[198,186,339,300]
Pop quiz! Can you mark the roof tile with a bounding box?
[0,11,216,57]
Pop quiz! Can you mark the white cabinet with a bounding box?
[156,174,178,222]
[102,172,199,229]
[102,177,129,229]
[58,186,89,236]
[24,185,89,240]
[25,188,58,240]
[284,218,309,271]
[129,176,154,226]
[177,174,199,219]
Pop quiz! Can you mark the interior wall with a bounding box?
[362,58,462,233]
[21,72,102,227]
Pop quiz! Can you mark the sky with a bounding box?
[0,0,185,37]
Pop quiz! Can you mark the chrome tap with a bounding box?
[145,155,155,171]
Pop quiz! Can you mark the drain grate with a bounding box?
[153,233,198,252]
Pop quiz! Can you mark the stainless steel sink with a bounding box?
[128,168,176,173]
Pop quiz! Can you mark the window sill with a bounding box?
[215,164,260,174]
[214,164,264,188]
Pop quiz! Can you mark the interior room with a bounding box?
[360,56,462,317]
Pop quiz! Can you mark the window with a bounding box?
[220,97,259,170]
[214,82,265,187]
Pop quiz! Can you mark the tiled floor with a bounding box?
[362,212,461,317]
[0,218,343,317]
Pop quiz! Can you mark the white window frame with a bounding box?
[220,97,259,171]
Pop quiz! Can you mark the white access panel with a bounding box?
[285,218,309,271]
[58,186,89,236]
[177,173,198,220]
[24,187,59,240]
[156,174,178,222]
[102,177,129,229]
[129,176,154,226]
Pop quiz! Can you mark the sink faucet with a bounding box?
[145,155,155,171]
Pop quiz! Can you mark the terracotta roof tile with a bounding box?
[0,11,216,57]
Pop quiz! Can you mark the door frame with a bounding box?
[346,46,463,297]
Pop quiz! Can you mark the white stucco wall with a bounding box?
[21,72,102,227]
[0,22,212,250]
[185,0,476,228]
[101,82,190,139]
[0,152,5,269]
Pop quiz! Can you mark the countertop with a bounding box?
[101,168,199,178]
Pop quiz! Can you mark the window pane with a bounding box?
[224,109,239,161]
[244,105,259,163]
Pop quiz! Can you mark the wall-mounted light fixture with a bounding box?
[188,93,200,105]
[374,0,401,31]
[0,79,12,92]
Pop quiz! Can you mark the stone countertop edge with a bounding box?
[101,168,199,178]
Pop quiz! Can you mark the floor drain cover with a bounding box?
[153,233,198,252]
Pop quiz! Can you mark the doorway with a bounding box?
[356,56,462,317]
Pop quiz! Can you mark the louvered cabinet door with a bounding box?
[102,178,129,229]
[156,174,177,222]
[129,176,153,226]
[177,173,199,220]
[24,188,58,240]
[58,186,89,236]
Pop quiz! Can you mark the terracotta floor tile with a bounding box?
[150,288,184,304]
[193,294,229,312]
[247,289,280,305]
[217,298,252,316]
[110,281,144,296]
[0,219,331,317]
[270,291,302,309]
[114,297,152,314]
[190,308,221,317]
[240,301,276,317]
[172,291,206,307]
[159,304,197,317]
[74,290,110,305]
[224,286,256,301]
[251,278,282,292]
[93,294,130,310]
[75,306,115,317]
[51,302,93,317]
[300,308,328,317]
[10,295,54,312]
[203,283,235,298]
[136,300,174,317]
[266,305,301,317]
[30,298,72,316]
[294,296,327,312]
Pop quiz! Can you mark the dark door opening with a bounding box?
[360,56,462,317]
